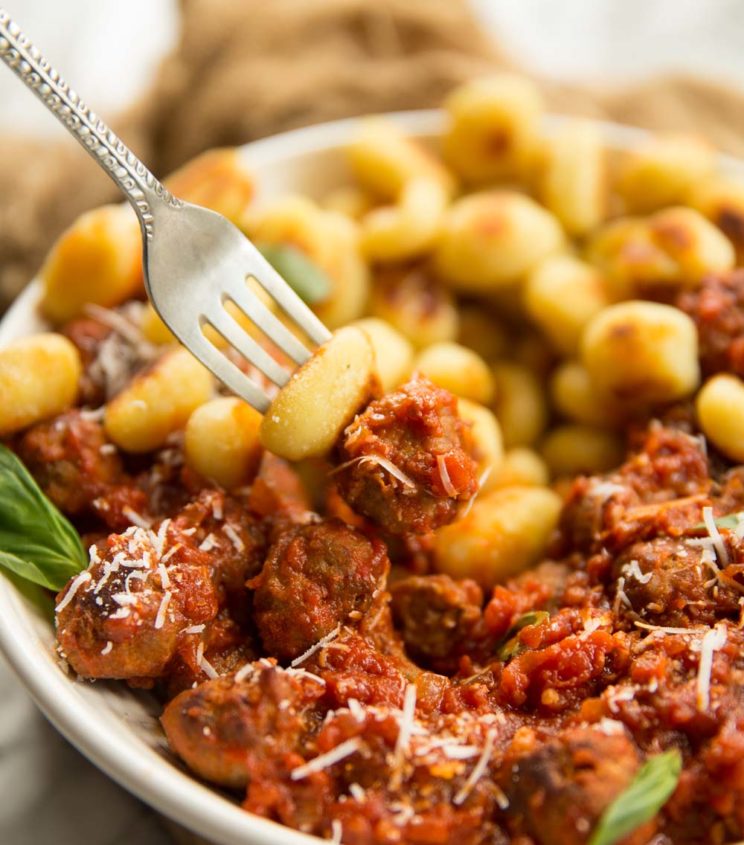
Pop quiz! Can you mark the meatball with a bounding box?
[677,270,744,378]
[336,376,478,535]
[16,410,124,516]
[251,520,390,661]
[56,522,219,679]
[504,726,645,845]
[612,538,742,628]
[390,574,485,671]
[61,315,114,406]
[162,664,324,788]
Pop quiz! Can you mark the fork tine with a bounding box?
[205,308,292,388]
[224,280,313,367]
[186,332,272,414]
[244,243,332,346]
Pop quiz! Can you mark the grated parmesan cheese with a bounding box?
[622,559,652,584]
[291,624,341,668]
[331,455,416,489]
[234,662,256,683]
[123,506,152,529]
[290,737,362,781]
[696,623,727,712]
[436,454,457,498]
[100,641,113,656]
[223,523,245,553]
[453,728,497,806]
[55,571,92,614]
[330,819,343,844]
[390,683,417,789]
[703,506,730,565]
[154,590,172,630]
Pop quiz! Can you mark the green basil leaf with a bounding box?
[257,243,332,305]
[497,610,550,661]
[691,511,743,531]
[588,749,682,845]
[0,444,86,591]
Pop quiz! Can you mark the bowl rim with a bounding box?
[1,107,742,845]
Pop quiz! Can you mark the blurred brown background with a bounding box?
[4,0,744,312]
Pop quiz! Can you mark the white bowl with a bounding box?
[1,110,743,845]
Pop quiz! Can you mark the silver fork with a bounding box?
[0,9,331,413]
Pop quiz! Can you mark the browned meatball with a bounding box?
[390,574,485,671]
[56,522,219,679]
[677,270,744,378]
[336,376,478,535]
[162,663,324,788]
[504,726,646,845]
[16,410,124,515]
[612,538,742,628]
[251,520,389,661]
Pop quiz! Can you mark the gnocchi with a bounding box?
[442,74,543,184]
[434,191,565,292]
[414,342,495,405]
[104,348,214,453]
[434,485,562,587]
[0,334,81,436]
[260,326,375,460]
[185,397,263,489]
[581,300,700,406]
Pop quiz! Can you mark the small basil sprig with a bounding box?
[588,749,682,845]
[497,610,550,661]
[0,444,86,591]
[692,511,744,531]
[257,243,332,305]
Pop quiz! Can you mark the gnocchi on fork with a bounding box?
[0,9,331,414]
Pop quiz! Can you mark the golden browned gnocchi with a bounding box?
[104,348,214,453]
[434,485,562,587]
[369,267,459,348]
[587,207,734,299]
[360,178,448,262]
[40,205,143,324]
[695,374,744,462]
[352,317,413,392]
[442,74,543,184]
[687,175,744,263]
[434,191,565,292]
[524,255,609,356]
[550,360,621,428]
[348,119,454,200]
[540,119,607,236]
[166,148,254,225]
[492,362,548,448]
[487,447,549,489]
[581,300,700,406]
[617,133,715,213]
[0,334,81,436]
[259,326,375,460]
[414,342,494,405]
[185,397,262,489]
[540,424,624,478]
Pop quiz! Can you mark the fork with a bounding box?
[0,9,332,413]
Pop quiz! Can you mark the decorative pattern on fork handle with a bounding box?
[0,9,181,241]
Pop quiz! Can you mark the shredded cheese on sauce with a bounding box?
[55,571,92,613]
[453,728,497,806]
[390,684,417,788]
[330,819,343,844]
[154,590,172,630]
[622,559,652,584]
[436,454,457,498]
[703,506,730,565]
[234,662,256,683]
[290,737,362,781]
[223,523,245,553]
[332,455,416,489]
[696,623,727,712]
[291,624,342,668]
[122,506,152,529]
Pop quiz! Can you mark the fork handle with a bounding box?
[0,8,180,241]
